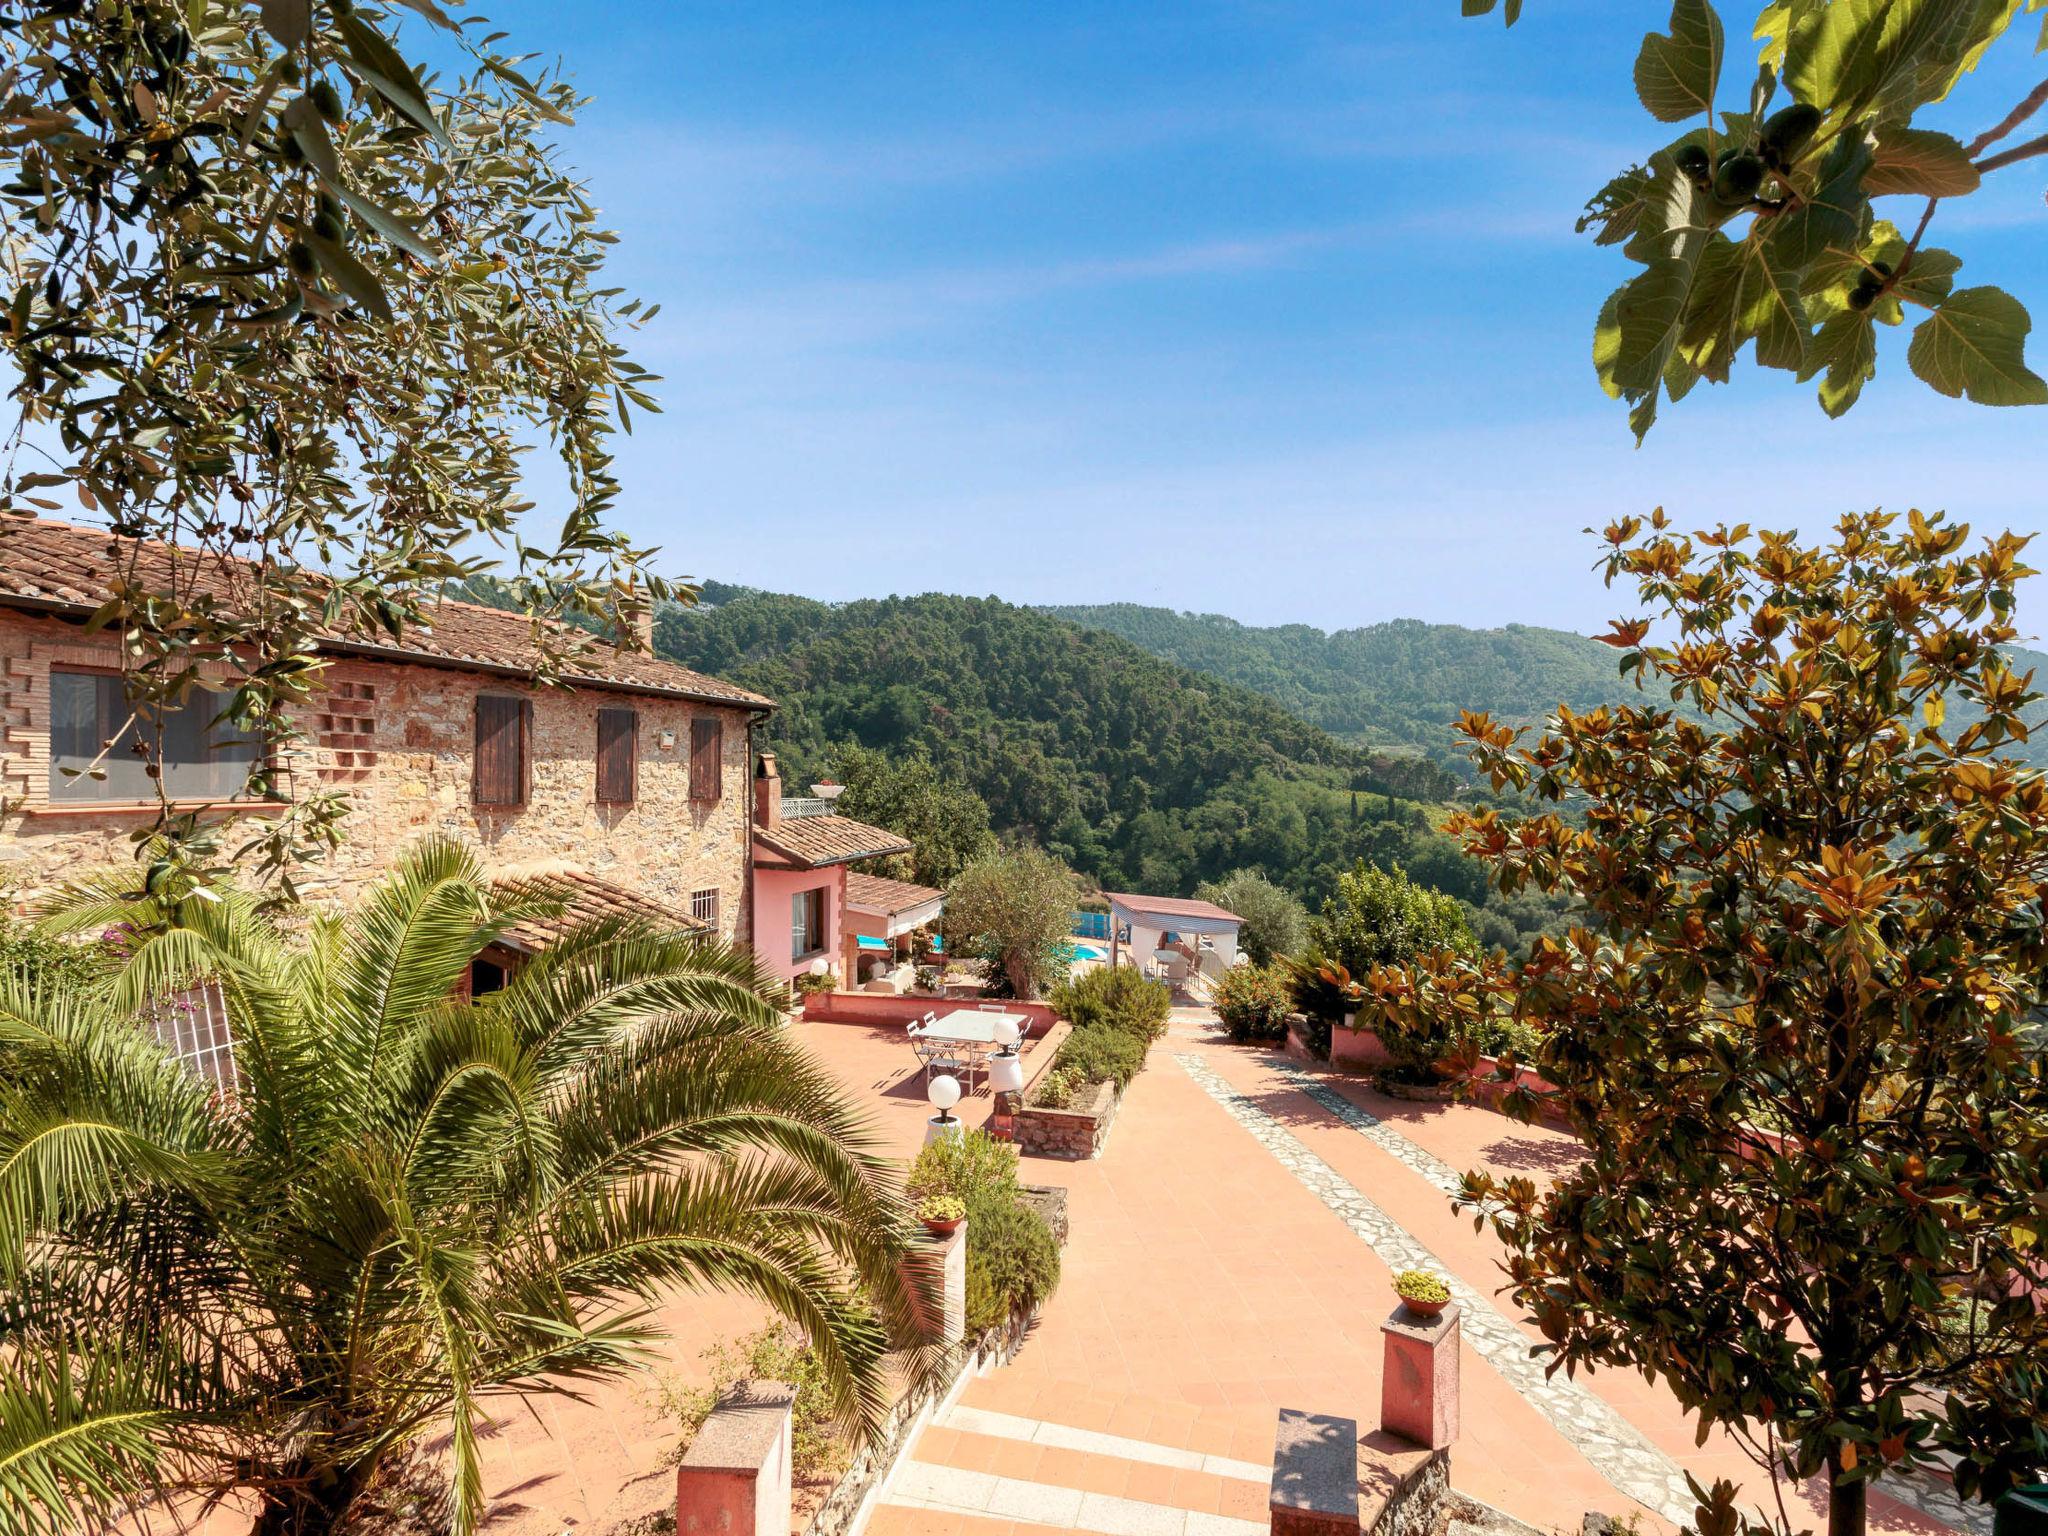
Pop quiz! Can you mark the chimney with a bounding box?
[754,752,781,829]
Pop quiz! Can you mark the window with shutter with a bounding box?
[473,695,530,806]
[596,707,637,805]
[690,717,723,801]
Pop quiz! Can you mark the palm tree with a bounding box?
[0,838,938,1536]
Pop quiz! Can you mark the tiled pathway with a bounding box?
[866,1013,1975,1536]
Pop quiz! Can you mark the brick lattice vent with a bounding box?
[317,680,377,783]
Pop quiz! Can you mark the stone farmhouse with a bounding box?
[0,518,933,1004]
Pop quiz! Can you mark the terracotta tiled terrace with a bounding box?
[459,1007,1974,1536]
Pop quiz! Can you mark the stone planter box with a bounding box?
[1013,1078,1118,1160]
[1329,1020,1393,1073]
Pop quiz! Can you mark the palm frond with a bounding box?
[0,1338,204,1536]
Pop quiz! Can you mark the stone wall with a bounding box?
[1013,1077,1118,1160]
[0,610,757,940]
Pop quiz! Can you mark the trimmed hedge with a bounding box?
[1048,966,1170,1042]
[1043,1024,1146,1093]
[962,1185,1061,1333]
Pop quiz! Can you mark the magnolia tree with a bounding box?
[1359,511,2048,1536]
[1465,0,2048,433]
[0,0,666,893]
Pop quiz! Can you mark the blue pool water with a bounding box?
[1061,941,1108,964]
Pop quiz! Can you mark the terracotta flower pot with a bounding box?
[922,1216,963,1237]
[1400,1295,1447,1319]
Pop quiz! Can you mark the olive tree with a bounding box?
[942,845,1077,1000]
[1359,510,2048,1536]
[0,0,666,894]
[1464,0,2048,433]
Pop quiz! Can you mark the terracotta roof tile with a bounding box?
[753,814,912,869]
[1105,891,1242,924]
[0,516,774,711]
[494,869,703,952]
[843,871,944,916]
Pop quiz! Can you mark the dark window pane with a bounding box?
[50,670,258,803]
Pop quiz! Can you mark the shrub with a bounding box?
[1049,965,1170,1041]
[657,1324,850,1480]
[1033,1065,1087,1108]
[792,970,837,999]
[1393,1269,1450,1305]
[962,1187,1060,1333]
[917,1194,964,1224]
[1047,1025,1147,1092]
[906,1129,1018,1203]
[1212,962,1293,1043]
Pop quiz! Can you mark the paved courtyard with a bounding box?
[457,1007,1977,1536]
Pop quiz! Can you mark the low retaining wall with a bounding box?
[1013,1077,1118,1160]
[1322,1023,1568,1121]
[800,990,1060,1036]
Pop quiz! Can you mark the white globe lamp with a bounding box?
[924,1073,964,1146]
[988,1018,1025,1095]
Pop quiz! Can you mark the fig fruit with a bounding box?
[1761,102,1823,162]
[1675,143,1711,183]
[1848,281,1880,311]
[1713,152,1766,203]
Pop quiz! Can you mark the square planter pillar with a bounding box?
[675,1378,795,1536]
[1380,1303,1460,1450]
[896,1223,966,1348]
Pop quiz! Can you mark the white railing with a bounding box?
[780,796,835,820]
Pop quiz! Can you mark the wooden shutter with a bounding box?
[474,695,530,806]
[690,717,723,802]
[596,707,637,805]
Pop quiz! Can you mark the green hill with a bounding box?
[1046,604,2048,774]
[1043,604,1634,763]
[654,585,1566,946]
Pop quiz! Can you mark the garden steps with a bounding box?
[868,1374,1272,1533]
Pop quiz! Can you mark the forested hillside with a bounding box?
[1044,604,1634,763]
[654,585,1565,946]
[1048,603,2048,773]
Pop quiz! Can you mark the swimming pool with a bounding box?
[1063,940,1108,964]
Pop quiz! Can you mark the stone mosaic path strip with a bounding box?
[1175,1051,1702,1524]
[1252,1057,1990,1536]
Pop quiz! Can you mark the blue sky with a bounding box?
[480,1,2046,636]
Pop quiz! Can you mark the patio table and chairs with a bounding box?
[906,1007,1032,1093]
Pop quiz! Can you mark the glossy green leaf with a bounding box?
[1635,0,1726,122]
[1907,285,2048,404]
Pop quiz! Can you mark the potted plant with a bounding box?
[1394,1269,1451,1319]
[918,1194,965,1236]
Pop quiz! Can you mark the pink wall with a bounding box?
[752,864,845,983]
[800,990,1060,1038]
